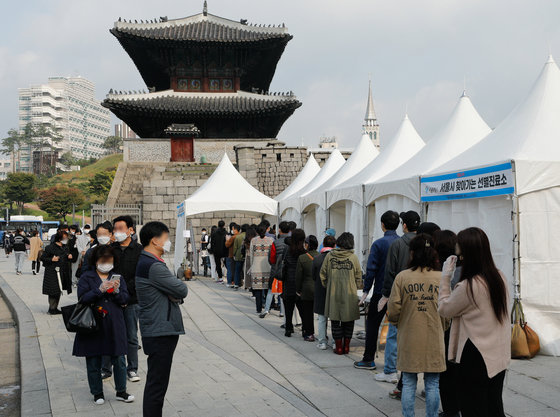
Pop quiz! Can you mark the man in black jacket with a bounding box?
[101,216,143,383]
[12,229,30,275]
[210,220,227,279]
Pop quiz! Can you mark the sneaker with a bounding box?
[116,391,135,403]
[226,284,234,288]
[101,370,112,380]
[375,372,399,383]
[304,335,316,342]
[295,323,302,327]
[47,309,62,315]
[279,313,284,317]
[316,342,328,350]
[93,393,105,405]
[233,285,239,291]
[32,271,36,275]
[259,311,268,319]
[217,279,224,283]
[127,371,140,382]
[389,388,401,400]
[353,360,377,370]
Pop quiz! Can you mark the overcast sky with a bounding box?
[1,0,559,149]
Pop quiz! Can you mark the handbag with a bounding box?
[271,278,283,294]
[511,298,539,359]
[61,300,99,334]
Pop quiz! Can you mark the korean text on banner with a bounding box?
[421,162,515,202]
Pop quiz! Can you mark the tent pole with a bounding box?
[511,161,521,300]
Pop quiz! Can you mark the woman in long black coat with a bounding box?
[282,229,306,337]
[41,230,78,314]
[72,244,134,405]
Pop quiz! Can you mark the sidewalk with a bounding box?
[0,255,559,416]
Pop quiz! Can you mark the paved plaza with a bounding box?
[0,255,559,416]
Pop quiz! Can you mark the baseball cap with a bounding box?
[400,211,420,230]
[325,228,336,237]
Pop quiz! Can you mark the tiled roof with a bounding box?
[111,13,291,43]
[102,90,301,116]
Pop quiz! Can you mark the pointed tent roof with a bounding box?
[281,150,345,213]
[183,154,277,216]
[430,55,560,195]
[302,134,380,209]
[275,154,321,201]
[365,80,377,121]
[368,93,491,202]
[327,115,425,207]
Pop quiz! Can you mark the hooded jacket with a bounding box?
[320,248,363,322]
[382,232,416,298]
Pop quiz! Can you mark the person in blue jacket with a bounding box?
[353,210,400,370]
[72,244,134,405]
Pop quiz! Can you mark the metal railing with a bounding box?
[91,204,142,226]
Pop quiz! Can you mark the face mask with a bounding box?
[162,240,172,253]
[96,263,113,273]
[61,239,69,245]
[97,236,111,245]
[114,232,128,243]
[84,229,90,235]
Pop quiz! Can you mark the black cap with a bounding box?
[400,211,421,230]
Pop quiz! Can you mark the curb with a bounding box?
[0,275,52,416]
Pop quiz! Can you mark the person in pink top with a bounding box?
[439,227,510,417]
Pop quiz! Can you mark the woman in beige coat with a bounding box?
[387,234,445,417]
[28,230,43,275]
[439,227,510,417]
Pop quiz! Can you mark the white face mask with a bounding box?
[97,236,111,245]
[162,240,172,253]
[114,232,128,243]
[61,239,69,245]
[96,263,113,273]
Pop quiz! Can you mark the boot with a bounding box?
[343,338,351,354]
[334,339,343,355]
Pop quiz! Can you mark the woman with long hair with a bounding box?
[439,227,510,417]
[320,232,363,355]
[295,235,319,341]
[282,228,306,337]
[249,223,274,313]
[243,226,257,290]
[387,234,445,417]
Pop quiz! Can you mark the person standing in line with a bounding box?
[136,221,188,417]
[249,223,274,314]
[387,234,445,417]
[232,224,247,290]
[261,221,291,319]
[243,226,257,291]
[354,210,400,370]
[100,216,143,383]
[224,222,239,286]
[28,230,44,275]
[207,225,218,281]
[82,222,113,272]
[72,244,134,405]
[210,220,227,281]
[41,230,74,314]
[200,228,210,277]
[12,229,29,275]
[320,232,363,354]
[295,235,319,341]
[282,229,306,337]
[4,232,12,257]
[319,228,336,251]
[439,227,510,417]
[375,210,420,392]
[313,235,336,350]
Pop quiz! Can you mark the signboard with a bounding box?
[177,201,185,217]
[183,230,191,238]
[421,162,514,202]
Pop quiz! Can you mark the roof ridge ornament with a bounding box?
[203,1,208,16]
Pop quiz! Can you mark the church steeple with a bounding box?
[363,79,380,149]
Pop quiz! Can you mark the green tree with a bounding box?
[1,129,23,173]
[87,171,115,200]
[38,185,85,221]
[2,172,37,214]
[60,151,77,167]
[103,136,123,154]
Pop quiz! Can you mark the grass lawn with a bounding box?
[50,154,123,186]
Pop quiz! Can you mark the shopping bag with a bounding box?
[271,278,283,294]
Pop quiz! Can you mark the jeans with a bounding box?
[102,304,139,374]
[264,292,284,314]
[402,372,440,417]
[143,335,179,417]
[317,314,328,344]
[384,323,398,374]
[226,257,234,284]
[253,289,267,313]
[86,355,126,396]
[233,260,243,287]
[202,256,210,275]
[459,339,506,417]
[14,251,25,272]
[363,293,387,361]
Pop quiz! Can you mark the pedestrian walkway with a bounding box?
[0,255,559,416]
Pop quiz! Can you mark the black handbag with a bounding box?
[62,301,99,334]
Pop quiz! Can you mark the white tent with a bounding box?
[275,154,320,223]
[280,149,345,235]
[367,93,491,240]
[174,154,278,272]
[421,56,560,355]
